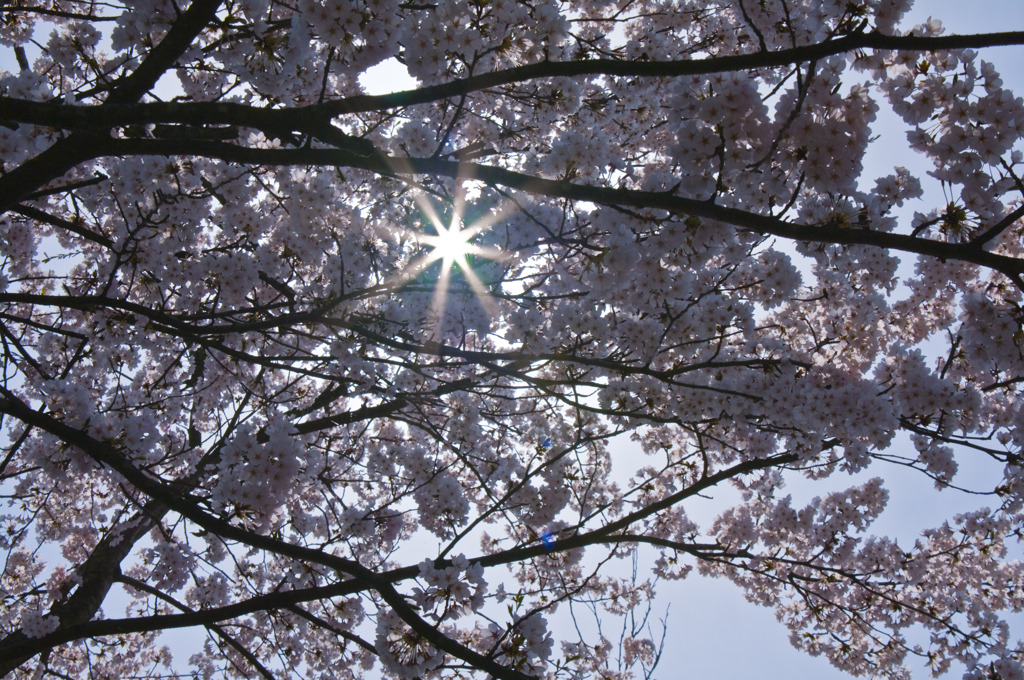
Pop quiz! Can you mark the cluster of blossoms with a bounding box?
[471,613,555,677]
[413,554,487,620]
[143,540,196,593]
[17,611,59,641]
[395,0,567,81]
[210,419,304,526]
[374,609,448,679]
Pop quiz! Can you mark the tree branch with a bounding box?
[18,138,1017,281]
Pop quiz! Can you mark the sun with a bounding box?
[420,216,484,272]
[399,185,510,340]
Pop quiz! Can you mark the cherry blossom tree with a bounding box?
[1,1,1024,678]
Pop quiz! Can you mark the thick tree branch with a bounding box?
[0,0,223,210]
[14,138,1016,280]
[3,31,1023,131]
[0,505,161,675]
[104,0,223,105]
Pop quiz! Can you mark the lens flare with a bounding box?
[398,183,511,340]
